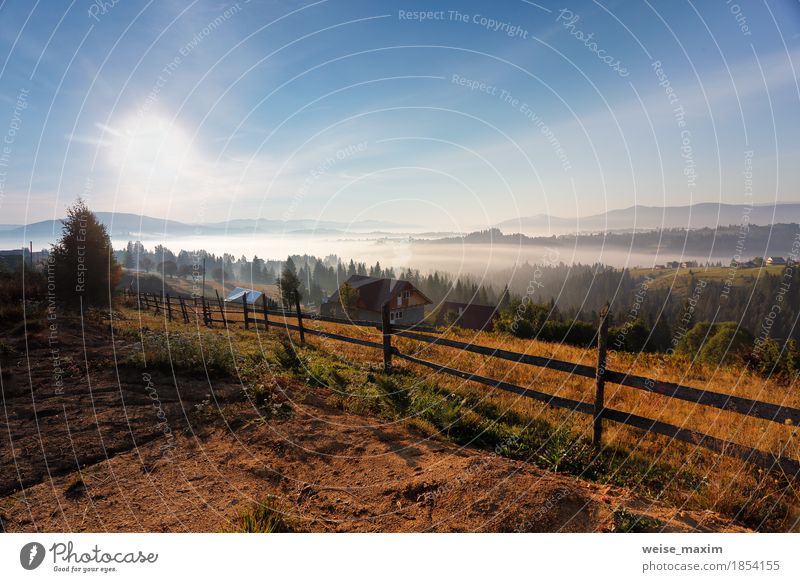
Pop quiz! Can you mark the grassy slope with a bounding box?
[119,268,280,300]
[629,264,784,292]
[116,296,800,531]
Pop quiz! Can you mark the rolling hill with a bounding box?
[496,202,800,234]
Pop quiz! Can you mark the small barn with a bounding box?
[224,287,263,304]
[435,301,500,331]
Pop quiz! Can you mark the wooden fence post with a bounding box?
[215,290,226,327]
[152,293,161,315]
[166,294,173,322]
[179,296,189,323]
[294,291,305,344]
[262,292,269,330]
[382,302,392,375]
[242,293,249,330]
[593,302,610,449]
[202,296,210,326]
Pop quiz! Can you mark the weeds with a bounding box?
[612,507,664,532]
[225,498,294,533]
[274,338,303,373]
[375,375,410,413]
[128,331,237,376]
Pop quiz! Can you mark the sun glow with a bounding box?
[106,114,197,188]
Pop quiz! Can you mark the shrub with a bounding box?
[678,321,753,366]
[442,309,459,327]
[0,270,46,304]
[540,320,596,348]
[609,318,651,353]
[510,318,535,339]
[677,321,714,357]
[700,322,753,365]
[495,300,550,337]
[495,300,600,348]
[751,338,799,382]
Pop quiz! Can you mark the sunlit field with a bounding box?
[116,296,800,531]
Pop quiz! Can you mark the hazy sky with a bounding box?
[1,0,798,230]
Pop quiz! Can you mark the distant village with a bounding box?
[0,243,792,337]
[653,256,787,269]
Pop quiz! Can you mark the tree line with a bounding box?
[13,199,793,382]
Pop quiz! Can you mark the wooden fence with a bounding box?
[126,290,800,476]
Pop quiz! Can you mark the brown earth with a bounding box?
[0,313,746,533]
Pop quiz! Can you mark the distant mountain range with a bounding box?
[2,202,798,250]
[426,223,799,261]
[495,203,800,234]
[0,213,414,244]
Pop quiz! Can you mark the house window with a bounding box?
[402,290,411,299]
[391,311,403,320]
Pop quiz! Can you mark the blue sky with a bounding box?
[0,0,798,230]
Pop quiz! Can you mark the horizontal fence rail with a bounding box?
[396,351,800,474]
[127,290,435,332]
[127,290,800,476]
[394,330,800,427]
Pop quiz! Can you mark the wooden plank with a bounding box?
[603,408,800,476]
[396,351,800,475]
[394,330,597,379]
[281,322,384,350]
[396,330,800,427]
[242,293,249,330]
[594,303,609,448]
[259,309,436,332]
[178,296,189,323]
[604,370,800,426]
[262,292,269,330]
[395,351,593,415]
